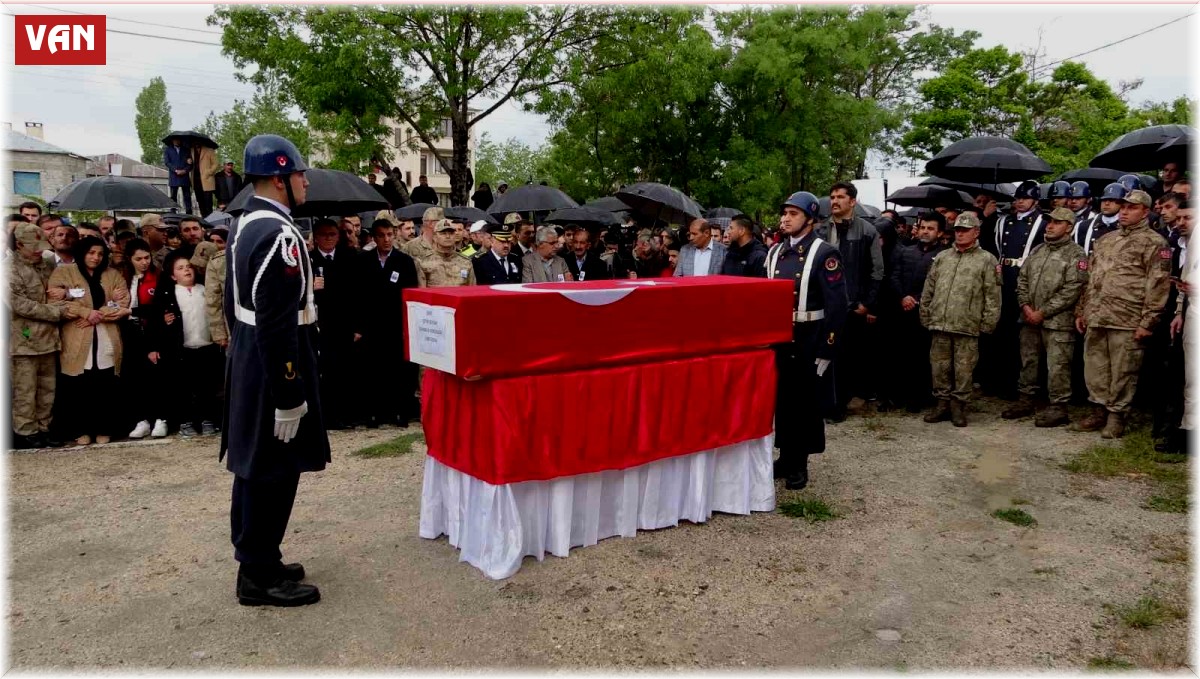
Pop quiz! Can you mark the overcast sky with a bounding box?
[3,3,1194,172]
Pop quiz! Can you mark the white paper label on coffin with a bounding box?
[406,301,457,374]
[489,280,670,307]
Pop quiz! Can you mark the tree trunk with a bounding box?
[450,119,472,206]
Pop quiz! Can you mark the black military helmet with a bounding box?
[1048,180,1073,199]
[1117,174,1143,193]
[781,191,821,220]
[1100,182,1129,202]
[243,134,308,178]
[1069,181,1092,198]
[1013,180,1041,200]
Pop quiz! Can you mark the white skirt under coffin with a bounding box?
[418,434,776,580]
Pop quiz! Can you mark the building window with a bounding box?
[13,171,40,197]
[440,119,453,138]
[422,152,448,176]
[394,127,403,148]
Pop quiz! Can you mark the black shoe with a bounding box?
[43,432,67,448]
[784,468,809,490]
[236,572,320,607]
[773,459,788,480]
[279,562,305,582]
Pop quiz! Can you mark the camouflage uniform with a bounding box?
[204,249,228,345]
[416,250,477,288]
[8,229,65,437]
[920,236,1002,404]
[1015,226,1089,405]
[401,236,435,262]
[1077,210,1170,415]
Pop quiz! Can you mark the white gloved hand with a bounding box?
[274,401,308,443]
[814,358,831,377]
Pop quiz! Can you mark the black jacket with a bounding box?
[473,249,523,285]
[471,189,494,211]
[817,216,884,311]
[310,245,358,340]
[409,184,438,205]
[213,171,243,205]
[353,247,419,341]
[565,251,612,281]
[889,240,946,302]
[721,238,769,277]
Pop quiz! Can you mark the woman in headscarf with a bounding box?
[47,235,131,445]
[471,182,494,211]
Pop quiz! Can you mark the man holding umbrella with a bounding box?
[221,133,327,607]
[163,138,193,214]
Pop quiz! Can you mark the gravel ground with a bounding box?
[7,398,1191,670]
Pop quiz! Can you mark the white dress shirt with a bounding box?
[692,242,714,277]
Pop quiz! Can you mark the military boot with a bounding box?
[950,400,968,427]
[1001,396,1035,420]
[1069,405,1107,432]
[1101,411,1126,439]
[1034,404,1069,428]
[924,400,951,423]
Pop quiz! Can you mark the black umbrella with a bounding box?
[921,176,1015,201]
[584,196,633,213]
[394,203,440,221]
[705,207,743,219]
[1156,134,1191,169]
[616,182,705,225]
[816,197,884,220]
[938,147,1052,183]
[445,205,498,225]
[1057,168,1160,197]
[1089,124,1194,171]
[544,207,621,229]
[924,136,1037,176]
[226,169,389,218]
[49,175,179,211]
[488,184,578,216]
[161,130,218,149]
[885,185,975,209]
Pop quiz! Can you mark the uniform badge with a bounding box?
[1160,247,1172,260]
[284,361,296,380]
[825,258,839,271]
[277,155,288,167]
[827,333,836,345]
[1077,259,1088,271]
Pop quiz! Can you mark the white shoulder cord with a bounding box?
[231,209,313,319]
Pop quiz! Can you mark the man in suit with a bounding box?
[473,222,523,285]
[522,226,574,283]
[353,218,420,428]
[674,217,727,277]
[512,214,536,259]
[564,227,611,281]
[310,218,358,429]
[163,138,193,214]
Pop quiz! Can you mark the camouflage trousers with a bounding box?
[929,332,978,403]
[11,353,56,435]
[1083,327,1144,414]
[1018,326,1076,404]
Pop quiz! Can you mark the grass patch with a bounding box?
[1062,428,1188,513]
[778,498,836,522]
[351,433,424,458]
[1010,497,1031,505]
[1143,490,1187,514]
[1032,566,1059,575]
[1111,597,1184,629]
[992,508,1037,527]
[1087,656,1135,670]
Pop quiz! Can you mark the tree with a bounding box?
[209,6,655,204]
[473,133,549,187]
[134,77,172,166]
[196,87,313,172]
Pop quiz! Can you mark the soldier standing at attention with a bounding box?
[920,213,1002,427]
[417,220,477,288]
[1002,208,1089,427]
[1072,190,1171,439]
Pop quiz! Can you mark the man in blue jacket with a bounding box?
[163,138,194,214]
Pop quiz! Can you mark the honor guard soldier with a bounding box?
[1068,181,1096,226]
[1047,180,1073,209]
[767,191,849,490]
[982,179,1045,399]
[1076,182,1125,255]
[221,134,329,607]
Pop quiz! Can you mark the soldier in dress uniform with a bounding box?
[416,220,477,287]
[1068,181,1096,226]
[473,222,523,285]
[981,179,1045,400]
[1047,181,1073,209]
[767,191,848,490]
[221,134,328,607]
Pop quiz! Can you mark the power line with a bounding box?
[1033,12,1193,76]
[2,12,224,46]
[11,69,254,98]
[23,4,226,35]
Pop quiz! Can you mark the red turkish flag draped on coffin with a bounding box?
[407,275,795,579]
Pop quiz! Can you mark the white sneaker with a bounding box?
[151,419,168,438]
[128,420,152,439]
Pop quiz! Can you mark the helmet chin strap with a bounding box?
[283,175,298,211]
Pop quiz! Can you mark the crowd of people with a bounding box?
[6,164,1193,461]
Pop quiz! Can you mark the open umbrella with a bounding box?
[705,207,743,219]
[202,210,234,228]
[49,175,179,211]
[885,185,975,209]
[584,196,633,213]
[488,184,578,216]
[394,203,440,221]
[161,130,218,149]
[816,197,884,220]
[924,136,1038,176]
[938,147,1052,183]
[1089,124,1194,171]
[445,205,498,225]
[544,207,621,229]
[226,169,389,218]
[616,182,704,225]
[921,176,1015,201]
[1156,134,1191,169]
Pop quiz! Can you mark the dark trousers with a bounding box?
[170,344,222,426]
[896,311,933,408]
[170,185,193,214]
[196,189,213,217]
[980,288,1021,398]
[1152,336,1185,438]
[58,368,118,438]
[357,331,417,422]
[231,473,300,571]
[317,331,353,427]
[121,319,166,424]
[775,324,827,471]
[831,312,871,415]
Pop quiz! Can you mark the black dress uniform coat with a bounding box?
[767,230,849,463]
[220,196,330,480]
[564,251,613,282]
[982,208,1046,397]
[473,249,523,285]
[353,246,420,422]
[311,244,358,427]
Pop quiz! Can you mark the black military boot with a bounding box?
[1001,396,1035,420]
[279,562,306,582]
[784,454,809,491]
[950,401,968,428]
[924,400,951,423]
[237,566,320,607]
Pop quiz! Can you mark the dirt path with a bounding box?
[7,399,1190,670]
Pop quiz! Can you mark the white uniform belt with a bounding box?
[234,305,318,326]
[793,310,826,322]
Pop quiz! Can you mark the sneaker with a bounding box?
[151,419,168,438]
[179,423,198,438]
[200,421,217,436]
[128,420,152,439]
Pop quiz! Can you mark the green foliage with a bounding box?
[778,498,836,522]
[474,133,549,188]
[1110,596,1184,629]
[134,77,172,166]
[196,86,312,172]
[1086,656,1135,670]
[991,508,1037,527]
[351,433,423,458]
